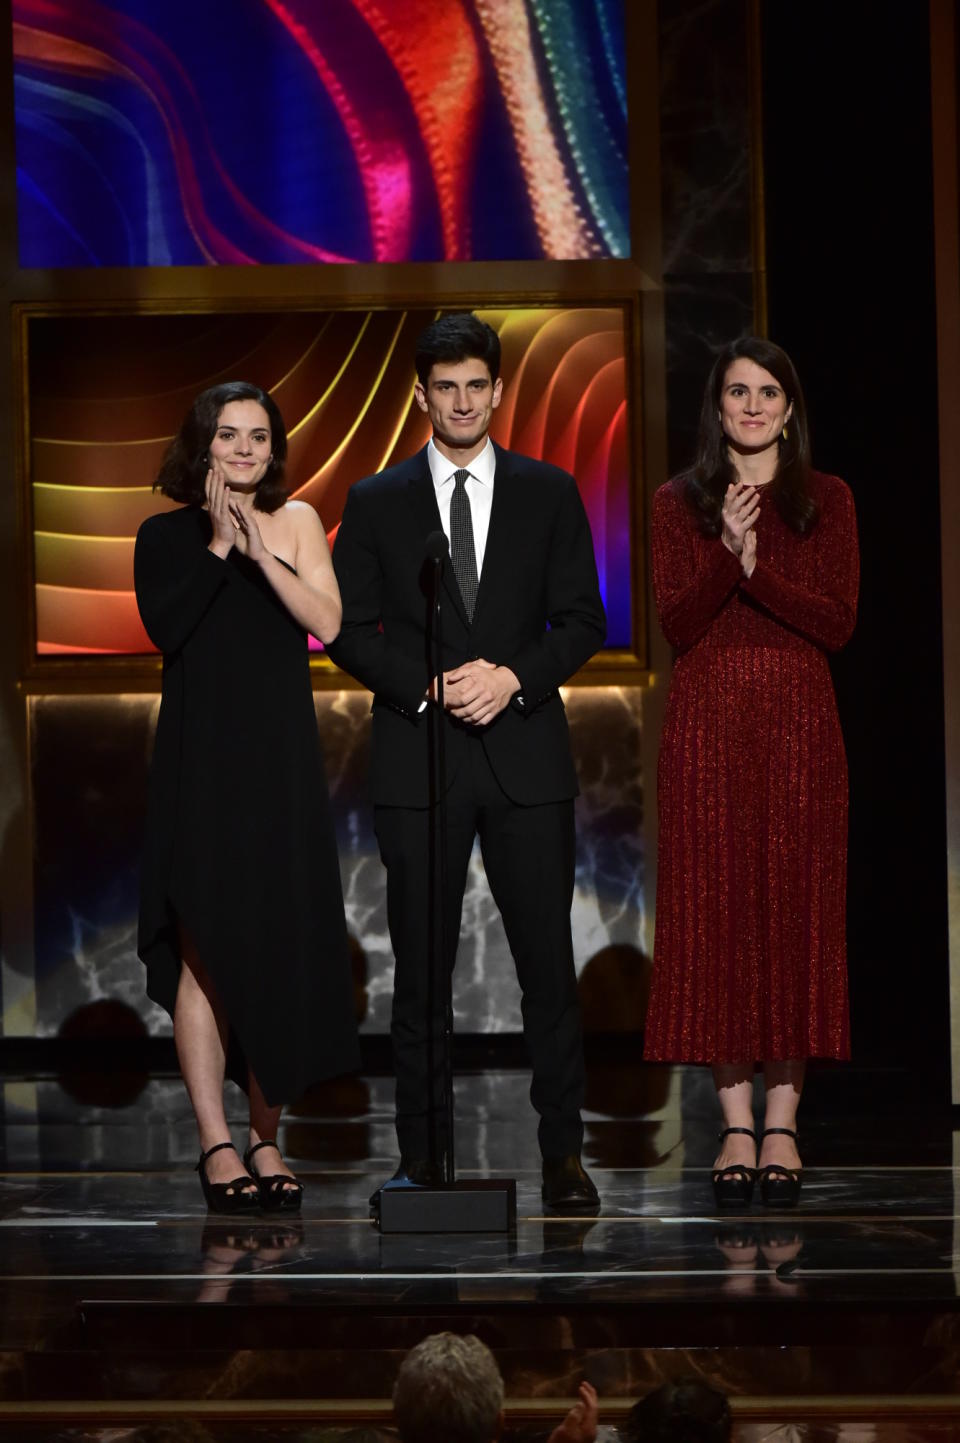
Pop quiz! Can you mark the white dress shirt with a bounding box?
[427,436,495,576]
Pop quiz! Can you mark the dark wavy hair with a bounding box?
[622,1378,731,1443]
[415,313,501,386]
[154,381,289,514]
[681,336,818,536]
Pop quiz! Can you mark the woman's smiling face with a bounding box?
[208,399,272,490]
[720,357,793,458]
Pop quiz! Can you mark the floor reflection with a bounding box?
[0,1063,958,1440]
[196,1219,306,1303]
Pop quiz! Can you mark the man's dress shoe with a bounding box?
[369,1158,442,1212]
[541,1155,601,1213]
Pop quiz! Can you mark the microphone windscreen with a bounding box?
[424,530,449,562]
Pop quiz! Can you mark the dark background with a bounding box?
[762,3,949,1087]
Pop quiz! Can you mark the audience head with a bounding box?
[393,1331,505,1443]
[335,1430,397,1443]
[622,1377,731,1443]
[124,1424,215,1442]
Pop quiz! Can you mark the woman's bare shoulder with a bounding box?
[282,498,323,526]
[281,499,331,557]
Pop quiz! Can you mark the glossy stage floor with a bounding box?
[0,1051,958,1442]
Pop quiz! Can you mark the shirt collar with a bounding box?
[427,436,495,491]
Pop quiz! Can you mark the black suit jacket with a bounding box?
[327,442,606,807]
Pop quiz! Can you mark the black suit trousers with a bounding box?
[374,733,585,1162]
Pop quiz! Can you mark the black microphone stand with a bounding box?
[431,552,456,1186]
[377,533,516,1234]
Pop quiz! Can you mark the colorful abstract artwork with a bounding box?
[27,306,634,657]
[13,0,628,266]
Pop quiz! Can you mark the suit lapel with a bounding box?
[405,448,470,629]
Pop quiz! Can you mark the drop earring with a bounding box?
[781,424,789,441]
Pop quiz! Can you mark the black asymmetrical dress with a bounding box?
[134,505,360,1106]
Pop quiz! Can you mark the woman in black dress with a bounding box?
[135,382,360,1213]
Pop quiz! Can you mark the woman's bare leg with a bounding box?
[174,934,256,1197]
[759,1059,805,1173]
[712,1064,757,1171]
[248,1070,298,1195]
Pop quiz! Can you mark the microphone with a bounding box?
[425,530,449,563]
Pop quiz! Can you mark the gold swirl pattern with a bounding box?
[29,306,631,655]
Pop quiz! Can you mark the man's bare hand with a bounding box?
[425,668,480,705]
[441,658,520,726]
[547,1382,598,1443]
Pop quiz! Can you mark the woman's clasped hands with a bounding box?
[205,459,266,563]
[721,479,759,578]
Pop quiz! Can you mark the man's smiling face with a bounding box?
[414,358,503,462]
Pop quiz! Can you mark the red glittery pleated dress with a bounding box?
[644,471,859,1064]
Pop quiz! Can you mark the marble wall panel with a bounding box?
[658,0,757,474]
[659,0,753,278]
[27,688,644,1041]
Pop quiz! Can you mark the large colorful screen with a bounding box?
[13,0,628,266]
[28,306,633,657]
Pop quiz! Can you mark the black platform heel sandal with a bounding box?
[243,1140,303,1213]
[196,1141,260,1214]
[757,1127,802,1208]
[712,1126,757,1209]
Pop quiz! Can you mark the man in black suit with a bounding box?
[327,314,605,1211]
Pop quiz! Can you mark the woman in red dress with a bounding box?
[644,338,859,1208]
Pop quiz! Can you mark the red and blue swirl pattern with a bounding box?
[13,0,628,265]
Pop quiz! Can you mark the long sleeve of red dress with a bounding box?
[741,478,858,651]
[650,483,743,650]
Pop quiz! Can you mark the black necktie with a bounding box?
[450,468,479,621]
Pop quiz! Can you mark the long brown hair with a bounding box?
[681,336,818,535]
